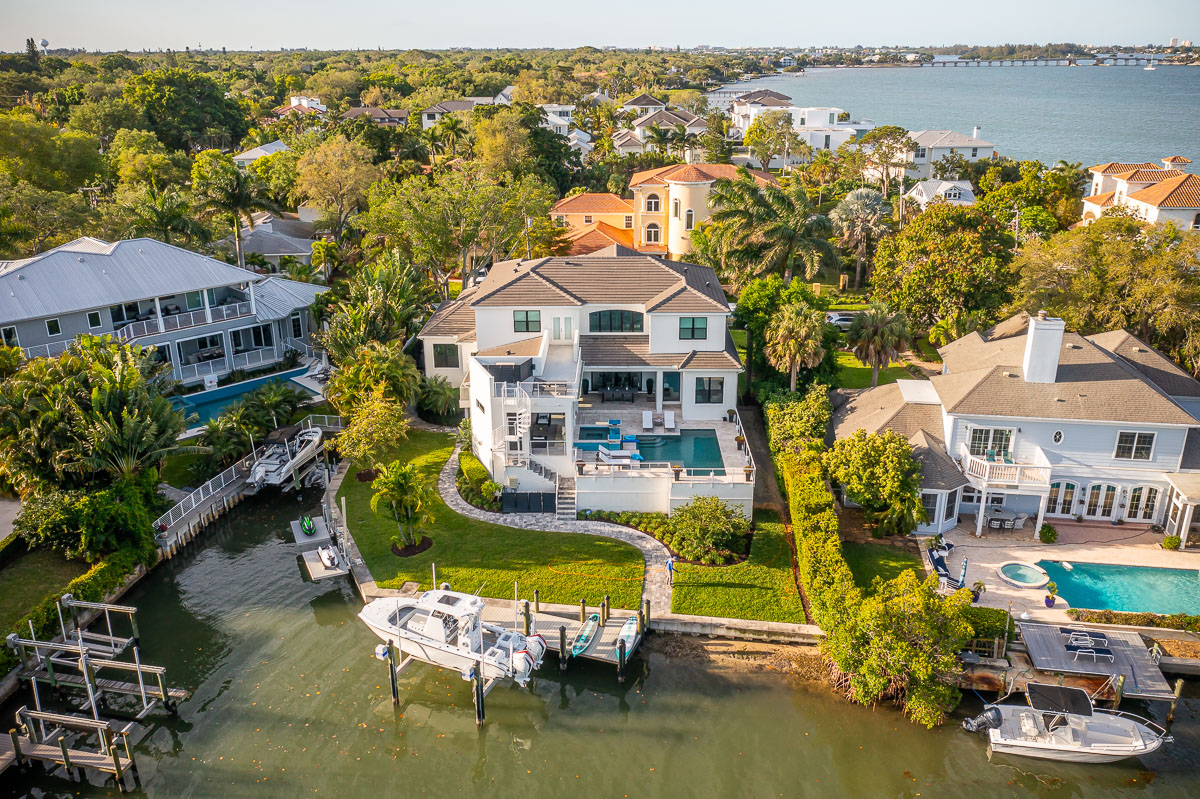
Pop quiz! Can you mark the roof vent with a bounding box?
[1002,371,1014,377]
[17,275,24,280]
[1132,345,1145,352]
[1055,397,1065,402]
[705,281,710,287]
[77,256,85,262]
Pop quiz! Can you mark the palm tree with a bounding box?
[806,150,840,205]
[434,116,468,159]
[928,310,985,347]
[326,340,421,415]
[195,170,278,269]
[64,392,205,482]
[708,169,837,286]
[829,188,891,289]
[244,379,309,429]
[669,123,699,159]
[846,303,912,388]
[280,256,325,284]
[418,375,459,418]
[644,125,672,155]
[1052,159,1090,194]
[422,127,443,170]
[764,303,827,392]
[122,185,211,246]
[370,460,435,547]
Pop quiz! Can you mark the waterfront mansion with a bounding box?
[831,312,1200,545]
[1082,156,1200,229]
[0,237,326,386]
[418,247,753,519]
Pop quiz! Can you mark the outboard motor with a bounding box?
[963,706,1003,734]
[525,633,548,667]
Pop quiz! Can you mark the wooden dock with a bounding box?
[480,604,643,666]
[27,670,189,704]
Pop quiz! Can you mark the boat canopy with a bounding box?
[1025,683,1093,716]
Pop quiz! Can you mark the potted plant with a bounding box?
[743,464,754,482]
[575,458,585,476]
[1162,534,1182,550]
[734,434,745,451]
[1074,513,1084,523]
[1044,582,1058,608]
[672,464,683,481]
[970,580,986,603]
[726,408,736,423]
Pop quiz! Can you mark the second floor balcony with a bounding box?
[958,442,1052,487]
[116,300,255,343]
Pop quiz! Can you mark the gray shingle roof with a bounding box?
[909,430,970,492]
[0,238,258,325]
[1087,330,1200,398]
[237,228,312,258]
[910,129,994,148]
[830,382,945,443]
[623,93,666,108]
[418,287,479,341]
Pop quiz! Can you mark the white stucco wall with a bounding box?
[680,369,740,420]
[648,313,727,353]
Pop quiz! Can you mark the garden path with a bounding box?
[437,445,673,611]
[737,404,786,519]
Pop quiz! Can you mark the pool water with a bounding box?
[1038,560,1200,614]
[175,368,313,426]
[636,429,725,474]
[999,562,1048,588]
[578,425,611,440]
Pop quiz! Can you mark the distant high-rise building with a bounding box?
[1169,37,1180,46]
[1182,40,1193,47]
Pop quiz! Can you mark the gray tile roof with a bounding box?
[623,93,666,108]
[910,129,994,148]
[0,238,258,325]
[251,277,327,321]
[909,430,970,492]
[233,140,288,161]
[1181,428,1200,471]
[579,333,741,370]
[633,109,702,129]
[470,254,729,313]
[236,228,312,258]
[418,287,479,341]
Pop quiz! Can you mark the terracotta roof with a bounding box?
[551,193,634,215]
[623,93,666,107]
[1125,173,1200,209]
[629,163,776,188]
[1088,161,1160,175]
[564,222,634,255]
[578,332,741,370]
[1112,168,1185,183]
[1087,330,1200,398]
[469,253,729,313]
[1163,156,1192,165]
[418,287,479,341]
[1083,190,1116,208]
[475,336,542,357]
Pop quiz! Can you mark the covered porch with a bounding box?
[1165,473,1200,547]
[961,485,1051,540]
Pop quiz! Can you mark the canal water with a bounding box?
[7,490,1200,797]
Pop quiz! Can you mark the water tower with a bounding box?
[39,39,49,55]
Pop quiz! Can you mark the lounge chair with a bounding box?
[598,445,632,465]
[1059,627,1108,647]
[664,410,675,430]
[1066,644,1115,663]
[643,410,654,431]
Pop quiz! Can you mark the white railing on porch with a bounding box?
[116,301,255,343]
[959,443,1051,486]
[176,358,228,381]
[22,340,71,359]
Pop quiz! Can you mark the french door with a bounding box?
[1125,486,1160,522]
[1083,483,1119,519]
[1046,481,1078,516]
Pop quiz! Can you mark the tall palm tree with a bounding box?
[829,188,891,289]
[122,185,211,246]
[806,150,840,205]
[64,392,205,482]
[644,125,672,155]
[422,127,443,170]
[669,123,698,159]
[846,303,912,388]
[764,303,827,392]
[370,460,435,547]
[434,115,469,158]
[708,169,837,286]
[195,170,278,269]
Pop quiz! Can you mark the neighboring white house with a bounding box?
[232,140,289,169]
[831,311,1200,542]
[567,128,593,156]
[904,179,976,209]
[0,238,326,386]
[728,93,870,154]
[903,129,996,179]
[272,96,326,118]
[612,109,709,161]
[1082,157,1199,228]
[417,248,753,518]
[622,92,668,116]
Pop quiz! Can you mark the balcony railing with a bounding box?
[493,380,578,400]
[22,340,71,359]
[116,301,255,343]
[174,348,280,382]
[959,443,1051,487]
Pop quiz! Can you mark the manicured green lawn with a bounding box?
[842,542,923,592]
[731,328,748,395]
[337,430,645,608]
[913,336,943,363]
[670,510,806,623]
[834,350,911,389]
[0,548,89,632]
[159,453,206,489]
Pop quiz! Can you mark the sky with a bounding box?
[4,0,1198,52]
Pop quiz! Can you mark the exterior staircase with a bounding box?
[556,475,577,521]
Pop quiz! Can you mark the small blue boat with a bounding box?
[571,614,600,656]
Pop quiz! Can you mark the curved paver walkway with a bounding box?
[437,445,672,610]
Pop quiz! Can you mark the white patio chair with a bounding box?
[664,410,675,430]
[642,410,654,432]
[1013,513,1029,529]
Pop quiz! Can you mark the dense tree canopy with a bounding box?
[122,67,248,151]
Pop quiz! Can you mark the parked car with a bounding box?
[826,312,857,331]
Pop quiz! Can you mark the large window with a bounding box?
[679,317,707,340]
[921,493,939,522]
[943,489,958,522]
[1047,481,1078,515]
[109,302,141,324]
[645,223,661,244]
[645,194,660,213]
[290,312,303,339]
[45,318,61,337]
[685,209,694,230]
[694,377,724,404]
[184,291,203,311]
[433,344,459,368]
[1115,431,1154,460]
[672,198,680,218]
[589,310,643,333]
[1085,484,1118,518]
[914,147,927,159]
[968,427,1012,458]
[87,311,103,329]
[0,326,17,347]
[513,310,541,333]
[231,324,273,352]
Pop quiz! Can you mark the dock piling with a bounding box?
[636,610,644,636]
[57,736,72,779]
[521,601,531,636]
[1113,674,1125,710]
[558,626,567,670]
[617,638,626,684]
[601,595,609,626]
[643,599,651,629]
[533,589,539,614]
[387,640,400,706]
[1168,678,1184,723]
[579,599,586,624]
[473,660,485,726]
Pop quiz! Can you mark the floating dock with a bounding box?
[290,517,332,548]
[300,548,350,581]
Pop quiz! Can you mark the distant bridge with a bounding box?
[924,56,1160,67]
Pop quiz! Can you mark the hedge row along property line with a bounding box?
[0,548,145,675]
[1068,608,1200,633]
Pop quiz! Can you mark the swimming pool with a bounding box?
[175,368,314,426]
[1037,560,1200,615]
[578,425,612,441]
[635,429,725,474]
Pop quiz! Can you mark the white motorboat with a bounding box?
[358,588,548,687]
[249,427,323,487]
[963,683,1171,763]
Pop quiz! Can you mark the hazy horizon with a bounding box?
[5,0,1197,54]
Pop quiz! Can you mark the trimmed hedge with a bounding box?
[577,507,747,565]
[458,452,490,489]
[0,547,145,675]
[964,606,1016,639]
[1067,608,1200,633]
[456,452,499,512]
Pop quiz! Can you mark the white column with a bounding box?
[154,296,165,332]
[1034,492,1049,541]
[248,282,257,316]
[202,289,212,323]
[655,370,663,411]
[1183,504,1196,549]
[975,488,986,537]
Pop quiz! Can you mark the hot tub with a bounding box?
[996,561,1050,589]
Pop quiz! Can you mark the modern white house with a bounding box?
[1082,156,1199,228]
[902,129,997,179]
[0,238,326,387]
[232,139,289,169]
[831,312,1200,544]
[904,179,976,209]
[418,247,753,519]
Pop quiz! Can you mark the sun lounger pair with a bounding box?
[1065,644,1115,663]
[643,411,654,431]
[1060,627,1108,647]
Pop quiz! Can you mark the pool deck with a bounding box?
[575,403,746,470]
[923,527,1200,622]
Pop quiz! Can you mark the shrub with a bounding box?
[1162,534,1181,550]
[763,384,831,455]
[1067,608,1200,632]
[14,476,157,562]
[666,497,749,564]
[963,606,1014,639]
[1038,523,1058,544]
[821,430,924,536]
[454,453,499,512]
[458,452,490,491]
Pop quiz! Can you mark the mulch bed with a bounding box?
[356,468,380,482]
[391,536,433,558]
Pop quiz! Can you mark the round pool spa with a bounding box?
[996,561,1050,589]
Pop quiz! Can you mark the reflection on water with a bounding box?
[5,489,1199,798]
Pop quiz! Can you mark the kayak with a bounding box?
[616,616,639,652]
[571,613,600,657]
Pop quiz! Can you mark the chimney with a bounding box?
[972,125,981,139]
[1022,310,1065,384]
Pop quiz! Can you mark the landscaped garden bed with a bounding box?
[578,498,751,565]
